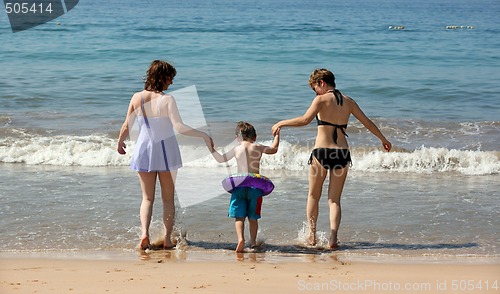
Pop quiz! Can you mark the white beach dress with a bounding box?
[130,94,182,172]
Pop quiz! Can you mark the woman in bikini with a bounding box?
[272,68,391,249]
[117,60,213,250]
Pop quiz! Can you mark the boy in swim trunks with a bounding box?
[209,121,280,252]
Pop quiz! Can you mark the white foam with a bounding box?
[354,147,500,175]
[0,133,130,167]
[1,134,498,175]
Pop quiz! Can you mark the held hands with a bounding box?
[203,134,215,152]
[271,122,282,136]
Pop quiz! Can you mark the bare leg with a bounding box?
[327,166,349,248]
[307,158,328,246]
[138,172,158,250]
[235,217,245,252]
[249,219,258,247]
[158,171,177,249]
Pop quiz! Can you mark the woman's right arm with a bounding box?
[272,96,322,135]
[117,97,135,154]
[351,100,392,151]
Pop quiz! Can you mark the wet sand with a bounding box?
[1,252,498,294]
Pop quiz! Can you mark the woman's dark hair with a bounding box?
[144,60,177,92]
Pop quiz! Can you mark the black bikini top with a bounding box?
[315,90,348,144]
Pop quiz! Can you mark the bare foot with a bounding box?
[328,233,338,249]
[248,242,263,253]
[250,240,263,248]
[163,236,176,250]
[235,239,245,253]
[139,237,150,250]
[307,232,316,246]
[328,243,339,250]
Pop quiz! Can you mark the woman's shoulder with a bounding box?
[131,90,143,98]
[340,94,361,114]
[161,93,175,102]
[315,93,331,103]
[314,91,355,104]
[341,93,355,103]
[129,91,144,107]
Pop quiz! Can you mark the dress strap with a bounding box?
[140,92,151,129]
[156,94,165,116]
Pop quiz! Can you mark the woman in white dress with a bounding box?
[117,60,213,250]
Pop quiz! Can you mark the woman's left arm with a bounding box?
[352,100,391,151]
[168,95,214,148]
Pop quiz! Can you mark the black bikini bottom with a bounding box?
[308,148,352,170]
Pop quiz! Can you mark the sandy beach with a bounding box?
[1,252,499,294]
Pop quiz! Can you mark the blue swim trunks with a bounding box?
[228,187,263,220]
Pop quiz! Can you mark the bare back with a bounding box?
[126,90,187,131]
[130,90,171,118]
[233,141,266,173]
[211,130,279,172]
[314,91,355,149]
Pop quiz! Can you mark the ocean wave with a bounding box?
[0,115,12,127]
[0,133,128,167]
[0,133,498,175]
[353,147,500,175]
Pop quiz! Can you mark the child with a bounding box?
[209,121,280,252]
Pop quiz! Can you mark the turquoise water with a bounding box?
[1,0,499,124]
[0,0,498,257]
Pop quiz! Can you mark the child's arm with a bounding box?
[210,146,236,163]
[261,129,280,155]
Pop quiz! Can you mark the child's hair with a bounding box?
[144,60,177,92]
[308,68,336,89]
[235,121,257,141]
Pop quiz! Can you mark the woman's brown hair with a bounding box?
[144,60,177,92]
[308,68,336,89]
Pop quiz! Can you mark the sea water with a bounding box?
[0,0,498,259]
